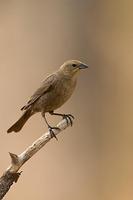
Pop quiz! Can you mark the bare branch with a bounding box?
[0,118,73,200]
[9,153,19,166]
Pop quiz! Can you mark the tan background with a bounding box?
[0,0,133,200]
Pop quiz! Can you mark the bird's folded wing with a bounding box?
[21,74,57,111]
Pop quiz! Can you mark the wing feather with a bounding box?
[21,74,57,111]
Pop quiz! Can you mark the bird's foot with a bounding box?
[63,114,74,126]
[48,126,60,141]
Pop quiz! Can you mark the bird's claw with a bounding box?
[48,126,60,141]
[63,114,74,126]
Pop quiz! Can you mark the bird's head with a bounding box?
[59,60,88,77]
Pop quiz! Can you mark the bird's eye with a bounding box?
[72,64,77,67]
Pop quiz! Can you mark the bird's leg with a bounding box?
[42,113,59,141]
[49,111,74,126]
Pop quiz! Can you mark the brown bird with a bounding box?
[7,60,88,139]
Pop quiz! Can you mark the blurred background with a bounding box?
[0,0,133,200]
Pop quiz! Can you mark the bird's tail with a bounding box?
[7,109,32,133]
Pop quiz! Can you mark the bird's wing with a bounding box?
[21,73,57,111]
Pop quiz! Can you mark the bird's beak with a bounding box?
[79,63,89,69]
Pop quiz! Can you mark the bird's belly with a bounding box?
[35,80,76,112]
[45,87,74,111]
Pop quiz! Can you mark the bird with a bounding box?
[7,60,88,139]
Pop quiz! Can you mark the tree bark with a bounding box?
[0,118,73,199]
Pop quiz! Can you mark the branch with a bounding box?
[0,118,73,200]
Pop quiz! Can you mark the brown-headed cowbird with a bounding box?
[7,60,88,138]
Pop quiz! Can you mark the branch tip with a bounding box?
[9,152,19,165]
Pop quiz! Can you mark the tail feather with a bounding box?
[7,109,32,133]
